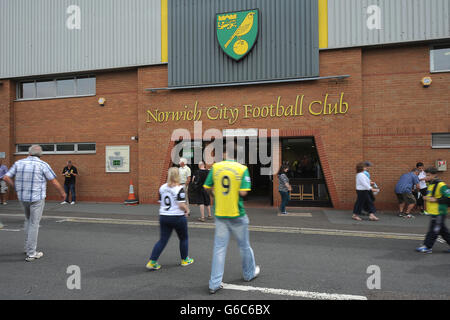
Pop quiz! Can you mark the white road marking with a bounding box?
[0,228,21,232]
[222,283,368,300]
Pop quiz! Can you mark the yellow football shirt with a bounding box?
[425,181,448,216]
[203,160,251,218]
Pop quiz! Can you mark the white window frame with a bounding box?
[432,133,450,149]
[16,75,96,101]
[430,45,450,73]
[15,143,96,155]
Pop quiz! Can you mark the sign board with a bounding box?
[106,146,130,173]
[436,160,447,172]
[0,152,5,159]
[223,129,258,137]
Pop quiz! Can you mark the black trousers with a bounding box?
[353,190,376,215]
[424,215,450,249]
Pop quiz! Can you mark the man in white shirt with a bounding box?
[416,162,427,214]
[178,158,191,207]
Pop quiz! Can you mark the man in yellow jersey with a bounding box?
[204,141,260,294]
[416,167,450,253]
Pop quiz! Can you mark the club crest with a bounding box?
[216,9,259,61]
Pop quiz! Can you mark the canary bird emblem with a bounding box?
[217,9,259,61]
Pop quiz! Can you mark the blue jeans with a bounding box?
[64,183,76,202]
[150,215,189,261]
[279,191,290,213]
[209,215,256,290]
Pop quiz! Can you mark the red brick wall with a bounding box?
[138,48,365,209]
[10,70,140,202]
[1,45,448,209]
[0,80,15,179]
[362,45,450,210]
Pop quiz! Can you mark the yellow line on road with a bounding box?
[0,214,424,241]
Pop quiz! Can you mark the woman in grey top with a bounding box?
[278,165,292,215]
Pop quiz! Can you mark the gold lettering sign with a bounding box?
[146,93,349,124]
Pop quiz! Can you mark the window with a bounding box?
[56,144,75,152]
[77,76,96,95]
[15,143,96,155]
[57,78,75,96]
[36,80,56,98]
[432,133,450,149]
[17,145,32,153]
[41,144,56,152]
[19,82,36,99]
[431,46,450,73]
[77,143,96,152]
[17,76,96,100]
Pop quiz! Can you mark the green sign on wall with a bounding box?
[216,9,259,61]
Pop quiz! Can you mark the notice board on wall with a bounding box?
[105,146,130,173]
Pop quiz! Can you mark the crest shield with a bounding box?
[216,9,259,61]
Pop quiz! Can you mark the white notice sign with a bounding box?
[106,146,130,173]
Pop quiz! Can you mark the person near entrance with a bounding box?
[395,168,420,218]
[352,162,379,221]
[190,161,212,222]
[416,167,450,253]
[178,158,191,209]
[415,162,428,214]
[278,165,292,215]
[61,161,78,205]
[0,159,9,205]
[3,145,66,261]
[204,142,260,294]
[0,159,6,228]
[146,167,194,270]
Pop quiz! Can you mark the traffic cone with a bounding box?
[124,179,139,206]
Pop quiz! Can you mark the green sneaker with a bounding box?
[181,257,194,267]
[146,260,161,270]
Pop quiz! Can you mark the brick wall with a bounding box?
[362,45,450,210]
[1,45,448,209]
[0,80,15,178]
[10,70,140,202]
[138,48,365,209]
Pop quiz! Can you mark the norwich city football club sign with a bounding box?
[216,9,259,61]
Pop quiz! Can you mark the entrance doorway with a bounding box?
[174,138,273,207]
[281,138,332,207]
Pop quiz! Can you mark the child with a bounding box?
[416,167,450,253]
[146,167,194,270]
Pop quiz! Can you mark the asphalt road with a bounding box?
[0,214,449,300]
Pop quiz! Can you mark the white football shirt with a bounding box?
[159,184,186,216]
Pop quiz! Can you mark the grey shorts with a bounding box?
[396,192,416,205]
[0,180,7,194]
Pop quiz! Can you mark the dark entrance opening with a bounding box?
[281,138,332,207]
[175,138,273,207]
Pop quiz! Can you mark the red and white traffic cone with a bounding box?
[124,179,139,206]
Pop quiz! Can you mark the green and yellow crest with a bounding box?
[216,9,259,61]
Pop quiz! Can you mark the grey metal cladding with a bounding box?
[0,0,162,79]
[328,0,450,49]
[168,0,319,87]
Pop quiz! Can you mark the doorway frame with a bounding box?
[272,129,339,209]
[162,129,340,209]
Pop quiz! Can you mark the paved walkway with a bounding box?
[0,200,432,236]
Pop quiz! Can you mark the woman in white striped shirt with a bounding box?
[352,162,379,221]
